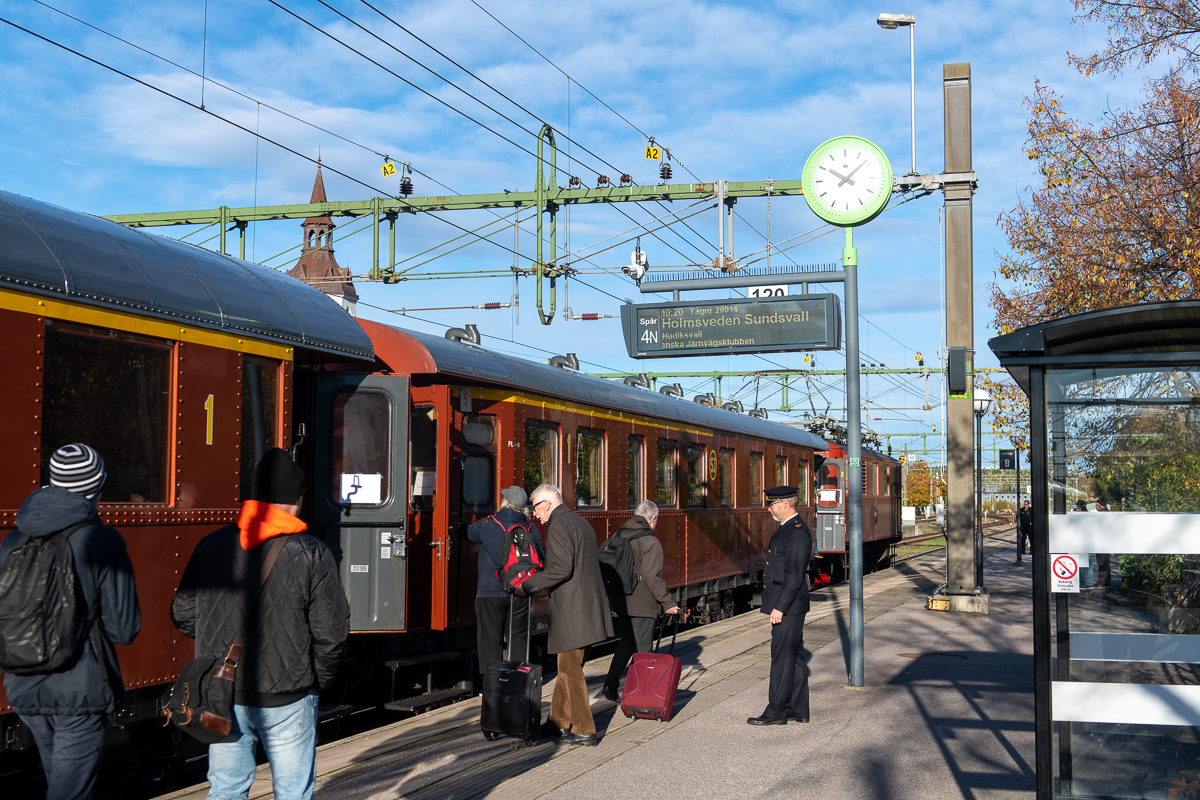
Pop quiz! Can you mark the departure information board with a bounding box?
[620,294,841,359]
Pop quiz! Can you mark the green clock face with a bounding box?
[802,136,893,226]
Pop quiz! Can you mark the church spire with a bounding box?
[288,164,357,315]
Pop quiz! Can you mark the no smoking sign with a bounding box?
[1051,553,1080,593]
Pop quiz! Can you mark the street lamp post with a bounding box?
[877,12,917,175]
[1010,432,1027,564]
[973,387,992,588]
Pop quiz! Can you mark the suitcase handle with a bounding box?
[654,611,681,655]
[507,593,532,663]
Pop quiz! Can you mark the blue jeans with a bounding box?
[207,692,318,800]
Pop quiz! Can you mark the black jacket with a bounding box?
[608,516,673,618]
[171,524,350,706]
[467,508,544,598]
[522,505,614,653]
[1,487,141,715]
[1019,507,1033,532]
[761,515,811,617]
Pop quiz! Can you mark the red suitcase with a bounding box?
[620,615,682,722]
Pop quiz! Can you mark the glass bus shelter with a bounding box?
[991,301,1200,800]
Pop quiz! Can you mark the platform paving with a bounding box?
[158,528,1034,800]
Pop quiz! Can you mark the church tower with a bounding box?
[288,165,358,316]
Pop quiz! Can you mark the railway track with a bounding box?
[893,518,1015,563]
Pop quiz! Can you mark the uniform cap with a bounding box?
[49,443,107,500]
[764,485,798,501]
[251,448,307,504]
[501,485,528,508]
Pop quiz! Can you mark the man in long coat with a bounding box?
[520,483,613,746]
[748,485,812,726]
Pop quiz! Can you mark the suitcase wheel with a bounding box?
[524,732,536,746]
[483,731,499,741]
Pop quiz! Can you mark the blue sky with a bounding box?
[0,0,1151,461]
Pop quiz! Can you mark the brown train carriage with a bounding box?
[309,319,831,676]
[0,190,374,747]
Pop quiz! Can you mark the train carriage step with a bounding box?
[384,687,471,713]
[384,651,460,669]
[318,704,357,722]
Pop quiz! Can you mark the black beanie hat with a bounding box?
[252,448,307,504]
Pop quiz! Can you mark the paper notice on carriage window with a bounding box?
[819,490,838,503]
[339,473,382,504]
[412,470,436,496]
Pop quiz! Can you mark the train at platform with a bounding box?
[0,189,900,770]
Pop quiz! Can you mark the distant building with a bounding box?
[287,165,358,316]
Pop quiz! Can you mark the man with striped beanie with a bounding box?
[0,444,141,800]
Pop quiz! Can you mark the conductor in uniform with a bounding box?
[748,485,811,726]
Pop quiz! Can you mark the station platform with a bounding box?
[158,529,1035,800]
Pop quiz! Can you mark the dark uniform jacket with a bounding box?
[1,487,141,715]
[1019,506,1033,532]
[761,514,812,617]
[608,516,673,618]
[171,525,350,707]
[467,508,544,598]
[522,505,614,653]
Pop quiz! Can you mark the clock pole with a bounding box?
[843,225,865,688]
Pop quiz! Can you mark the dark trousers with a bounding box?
[476,594,530,670]
[1017,526,1030,557]
[765,611,809,720]
[603,614,656,692]
[20,713,108,800]
[1096,553,1112,587]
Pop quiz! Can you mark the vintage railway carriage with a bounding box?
[0,190,374,749]
[311,320,831,706]
[813,440,903,583]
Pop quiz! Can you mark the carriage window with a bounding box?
[576,429,604,508]
[687,445,706,507]
[656,439,677,507]
[524,421,558,496]
[749,452,764,505]
[719,448,735,507]
[461,414,495,510]
[410,405,437,513]
[800,459,810,505]
[462,456,493,507]
[866,463,876,496]
[818,464,840,507]
[462,416,494,447]
[41,326,170,503]
[775,455,788,487]
[239,359,279,501]
[628,436,645,507]
[331,391,390,506]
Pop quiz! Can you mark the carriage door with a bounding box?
[313,374,410,632]
[816,461,846,553]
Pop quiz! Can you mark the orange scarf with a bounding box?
[237,500,307,550]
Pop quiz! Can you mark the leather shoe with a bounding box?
[557,731,601,746]
[746,715,787,726]
[600,686,620,703]
[540,723,569,740]
[788,714,809,723]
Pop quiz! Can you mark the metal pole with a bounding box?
[844,225,864,687]
[909,22,917,175]
[717,180,726,272]
[975,411,984,586]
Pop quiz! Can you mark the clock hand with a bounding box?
[837,161,867,187]
[827,168,851,184]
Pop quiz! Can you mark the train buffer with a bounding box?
[383,651,470,713]
[148,529,1033,800]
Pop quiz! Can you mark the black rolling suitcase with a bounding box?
[480,598,542,744]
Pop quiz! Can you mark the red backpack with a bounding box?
[485,515,544,593]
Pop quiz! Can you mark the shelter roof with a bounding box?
[989,301,1200,394]
[0,189,373,361]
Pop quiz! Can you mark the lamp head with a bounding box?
[973,387,992,416]
[877,12,915,29]
[1009,433,1026,449]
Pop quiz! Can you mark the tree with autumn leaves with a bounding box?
[988,1,1200,442]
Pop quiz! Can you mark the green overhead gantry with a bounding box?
[103,124,804,325]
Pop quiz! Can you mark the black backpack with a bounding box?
[484,515,544,594]
[0,523,97,675]
[598,530,650,595]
